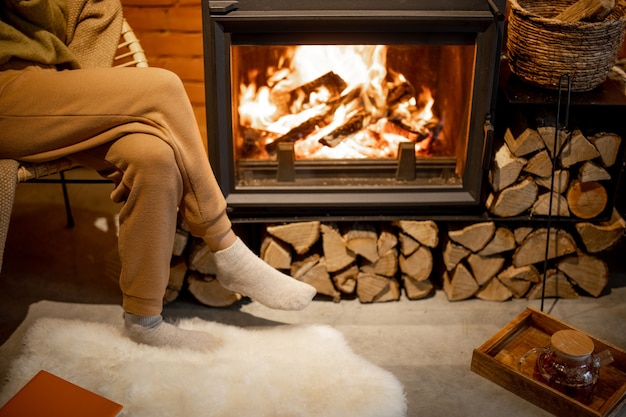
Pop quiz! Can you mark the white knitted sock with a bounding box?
[213,238,317,310]
[124,313,221,351]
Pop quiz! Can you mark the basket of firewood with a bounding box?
[507,0,626,92]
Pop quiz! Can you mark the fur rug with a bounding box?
[0,317,407,417]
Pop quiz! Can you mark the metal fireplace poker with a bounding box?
[201,0,506,220]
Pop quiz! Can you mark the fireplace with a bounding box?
[201,0,506,219]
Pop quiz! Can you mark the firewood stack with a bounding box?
[165,219,443,306]
[442,210,625,302]
[258,220,440,303]
[486,125,622,219]
[165,208,624,307]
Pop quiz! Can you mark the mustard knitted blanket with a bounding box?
[0,0,123,69]
[0,160,18,273]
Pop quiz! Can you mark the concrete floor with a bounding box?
[1,169,625,417]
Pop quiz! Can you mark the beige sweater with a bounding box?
[0,0,123,69]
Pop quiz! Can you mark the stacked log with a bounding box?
[164,221,243,308]
[394,220,439,300]
[486,126,621,219]
[260,220,440,303]
[164,213,624,306]
[441,211,624,302]
[164,220,441,306]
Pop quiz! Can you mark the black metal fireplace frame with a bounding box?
[201,0,506,220]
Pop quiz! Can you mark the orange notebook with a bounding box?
[0,370,123,417]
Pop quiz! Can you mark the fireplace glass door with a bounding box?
[204,1,504,218]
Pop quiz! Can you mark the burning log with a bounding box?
[387,118,439,142]
[378,119,426,143]
[268,70,347,117]
[319,111,369,147]
[265,109,334,153]
[290,71,347,103]
[240,127,274,158]
[386,78,415,108]
[265,84,363,153]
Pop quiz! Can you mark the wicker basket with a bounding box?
[507,0,626,92]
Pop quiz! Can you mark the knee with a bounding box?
[120,136,182,190]
[147,68,187,98]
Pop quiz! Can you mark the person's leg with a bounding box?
[72,136,222,350]
[0,66,315,334]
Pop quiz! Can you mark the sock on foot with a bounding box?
[124,313,221,351]
[213,238,317,310]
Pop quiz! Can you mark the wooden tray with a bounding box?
[471,307,626,417]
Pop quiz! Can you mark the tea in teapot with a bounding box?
[518,329,614,404]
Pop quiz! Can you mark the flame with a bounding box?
[237,45,440,159]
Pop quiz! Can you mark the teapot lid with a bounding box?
[551,329,594,358]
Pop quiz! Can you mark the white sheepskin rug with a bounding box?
[0,317,407,417]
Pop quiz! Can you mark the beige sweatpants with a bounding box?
[0,64,232,316]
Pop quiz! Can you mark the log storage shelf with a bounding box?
[471,307,626,417]
[489,62,626,221]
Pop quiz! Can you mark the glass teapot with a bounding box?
[518,329,614,404]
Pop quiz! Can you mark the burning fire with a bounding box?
[237,45,442,160]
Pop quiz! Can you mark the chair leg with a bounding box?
[59,171,75,228]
